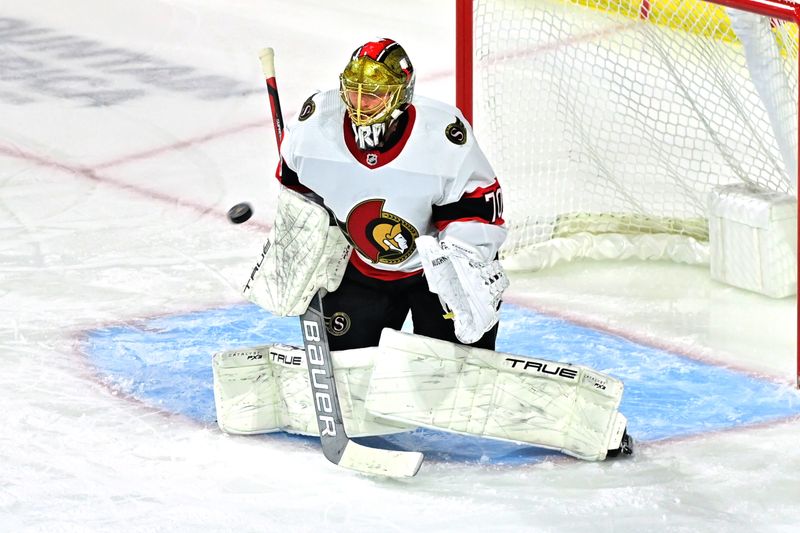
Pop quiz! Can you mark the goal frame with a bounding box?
[454,0,800,388]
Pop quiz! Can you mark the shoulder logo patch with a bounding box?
[298,95,316,121]
[445,117,467,145]
[325,312,351,336]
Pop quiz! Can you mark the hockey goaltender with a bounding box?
[212,38,633,477]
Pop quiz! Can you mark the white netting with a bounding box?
[472,0,798,270]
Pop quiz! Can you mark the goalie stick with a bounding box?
[258,47,423,477]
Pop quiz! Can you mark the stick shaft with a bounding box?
[259,47,284,146]
[299,294,351,462]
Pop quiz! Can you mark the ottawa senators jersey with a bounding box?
[279,89,507,280]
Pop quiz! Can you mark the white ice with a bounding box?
[1,1,798,532]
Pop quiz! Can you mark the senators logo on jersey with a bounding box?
[344,199,419,265]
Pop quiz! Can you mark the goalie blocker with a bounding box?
[417,234,509,344]
[213,329,633,461]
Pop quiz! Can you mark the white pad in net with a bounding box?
[417,235,508,344]
[365,329,627,461]
[244,187,351,316]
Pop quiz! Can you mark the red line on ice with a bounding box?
[92,119,267,170]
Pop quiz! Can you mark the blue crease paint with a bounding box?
[83,303,800,465]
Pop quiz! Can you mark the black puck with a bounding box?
[227,202,253,224]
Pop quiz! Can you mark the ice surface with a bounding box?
[1,1,798,532]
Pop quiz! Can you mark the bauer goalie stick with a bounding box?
[258,48,423,477]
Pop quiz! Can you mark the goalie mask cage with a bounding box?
[455,0,800,387]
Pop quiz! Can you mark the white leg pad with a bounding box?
[212,344,413,437]
[364,329,627,461]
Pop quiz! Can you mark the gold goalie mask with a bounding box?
[340,38,415,127]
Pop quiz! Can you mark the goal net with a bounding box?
[458,0,798,271]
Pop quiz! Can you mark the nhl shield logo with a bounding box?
[366,153,379,166]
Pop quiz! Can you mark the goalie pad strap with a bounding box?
[244,187,351,316]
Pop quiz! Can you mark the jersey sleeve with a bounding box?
[432,134,507,261]
[275,96,315,195]
[276,159,313,194]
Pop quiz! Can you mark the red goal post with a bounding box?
[455,0,800,388]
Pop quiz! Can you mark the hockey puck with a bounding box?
[227,202,253,224]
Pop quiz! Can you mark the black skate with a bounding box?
[607,429,634,458]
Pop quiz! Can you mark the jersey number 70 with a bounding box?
[484,189,504,223]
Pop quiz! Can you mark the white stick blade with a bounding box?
[338,441,423,478]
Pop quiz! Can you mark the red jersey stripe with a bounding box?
[349,250,422,281]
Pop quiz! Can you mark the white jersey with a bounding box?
[279,89,506,280]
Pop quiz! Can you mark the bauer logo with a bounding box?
[302,318,337,437]
[505,357,579,380]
